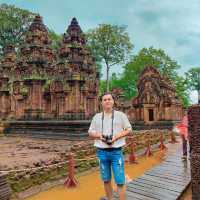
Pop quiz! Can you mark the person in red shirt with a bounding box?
[176,114,189,159]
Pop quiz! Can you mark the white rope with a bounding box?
[0,160,69,174]
[76,156,97,161]
[0,156,98,174]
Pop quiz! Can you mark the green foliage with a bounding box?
[123,46,180,82]
[86,44,102,76]
[0,4,36,55]
[20,86,29,96]
[0,4,63,56]
[86,24,133,91]
[174,75,190,107]
[185,67,200,103]
[49,30,62,51]
[100,72,137,99]
[23,74,47,80]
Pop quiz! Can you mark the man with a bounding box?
[88,92,132,200]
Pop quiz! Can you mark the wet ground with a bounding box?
[25,150,166,200]
[0,136,92,170]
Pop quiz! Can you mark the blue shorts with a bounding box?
[97,148,125,185]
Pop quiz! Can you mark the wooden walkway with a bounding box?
[118,141,191,200]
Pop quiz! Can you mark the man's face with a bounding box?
[101,94,114,110]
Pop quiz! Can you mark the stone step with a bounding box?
[5,128,88,135]
[5,127,87,133]
[4,120,90,140]
[6,130,88,136]
[7,134,89,140]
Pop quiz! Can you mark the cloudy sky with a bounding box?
[0,0,199,103]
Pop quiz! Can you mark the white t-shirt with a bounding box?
[88,110,132,148]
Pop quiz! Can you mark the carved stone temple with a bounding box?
[0,16,183,136]
[0,16,99,120]
[129,66,183,124]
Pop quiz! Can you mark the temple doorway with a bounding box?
[148,109,154,121]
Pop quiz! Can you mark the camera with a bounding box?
[102,134,113,145]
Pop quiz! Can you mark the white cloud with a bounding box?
[189,90,198,104]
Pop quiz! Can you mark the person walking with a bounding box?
[88,92,132,200]
[176,114,189,159]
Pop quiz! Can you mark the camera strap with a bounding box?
[101,109,114,137]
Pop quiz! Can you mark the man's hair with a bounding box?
[100,92,115,102]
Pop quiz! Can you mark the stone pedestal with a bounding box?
[188,105,200,200]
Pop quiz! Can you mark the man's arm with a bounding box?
[112,128,132,142]
[88,114,103,140]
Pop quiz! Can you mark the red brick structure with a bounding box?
[0,16,99,120]
[130,66,183,124]
[188,105,200,200]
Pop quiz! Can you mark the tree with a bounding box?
[87,24,133,91]
[123,47,180,81]
[186,67,200,104]
[0,4,62,56]
[113,47,190,107]
[100,73,123,95]
[174,76,190,107]
[0,4,36,55]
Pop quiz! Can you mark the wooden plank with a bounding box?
[159,163,191,170]
[148,168,191,177]
[127,182,177,199]
[146,171,190,182]
[165,161,190,165]
[126,190,155,200]
[140,174,187,187]
[135,178,183,191]
[127,184,175,200]
[130,179,180,195]
[149,166,191,174]
[151,166,191,175]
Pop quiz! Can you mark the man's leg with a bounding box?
[111,149,126,200]
[104,181,113,200]
[97,149,112,200]
[182,135,187,159]
[117,184,126,200]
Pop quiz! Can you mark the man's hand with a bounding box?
[89,132,104,140]
[110,135,118,144]
[111,129,132,144]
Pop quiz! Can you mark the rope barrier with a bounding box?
[0,160,69,174]
[0,155,98,174]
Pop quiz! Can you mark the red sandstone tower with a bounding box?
[0,16,99,120]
